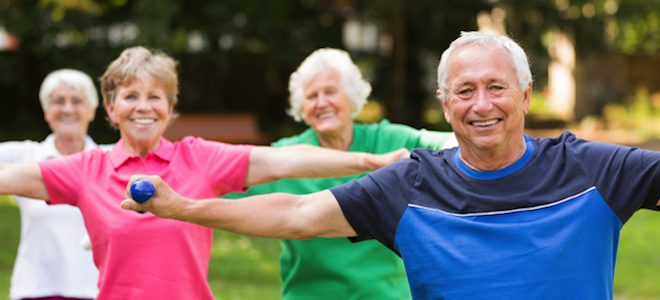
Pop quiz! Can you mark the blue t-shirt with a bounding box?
[331,132,660,300]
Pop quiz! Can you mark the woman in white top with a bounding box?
[0,69,100,300]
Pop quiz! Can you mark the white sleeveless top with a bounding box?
[0,134,99,299]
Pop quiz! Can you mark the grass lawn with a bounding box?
[612,210,660,299]
[0,197,20,299]
[0,195,657,299]
[208,231,280,299]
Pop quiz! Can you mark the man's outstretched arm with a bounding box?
[120,175,357,239]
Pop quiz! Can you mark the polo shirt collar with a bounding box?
[109,137,174,168]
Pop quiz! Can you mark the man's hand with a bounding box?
[120,175,357,239]
[120,175,189,219]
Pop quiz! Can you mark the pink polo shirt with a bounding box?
[39,136,252,300]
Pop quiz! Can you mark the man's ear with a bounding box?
[522,81,533,114]
[441,99,452,124]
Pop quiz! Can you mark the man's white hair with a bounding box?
[436,31,532,101]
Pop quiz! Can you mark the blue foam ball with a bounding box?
[130,179,156,204]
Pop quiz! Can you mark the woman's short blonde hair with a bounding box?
[287,48,371,122]
[100,46,179,108]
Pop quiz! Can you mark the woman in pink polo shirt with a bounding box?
[0,47,407,300]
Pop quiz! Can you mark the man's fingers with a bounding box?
[122,175,170,215]
[120,198,146,212]
[126,175,149,198]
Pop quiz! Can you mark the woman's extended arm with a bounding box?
[244,144,408,186]
[0,162,49,200]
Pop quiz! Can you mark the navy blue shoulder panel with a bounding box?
[331,157,420,253]
[332,131,659,249]
[411,132,659,222]
[409,137,583,214]
[555,133,660,222]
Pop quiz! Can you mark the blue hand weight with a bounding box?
[130,179,156,204]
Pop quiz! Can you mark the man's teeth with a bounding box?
[133,118,155,124]
[472,119,498,127]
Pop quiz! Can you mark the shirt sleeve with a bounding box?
[0,140,35,163]
[577,139,660,223]
[182,137,253,195]
[38,151,90,206]
[330,157,419,253]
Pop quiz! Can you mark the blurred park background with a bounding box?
[0,0,659,143]
[0,0,658,299]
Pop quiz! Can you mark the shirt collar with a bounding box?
[42,134,98,159]
[109,137,174,168]
[454,135,535,181]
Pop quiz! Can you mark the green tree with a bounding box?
[0,0,657,140]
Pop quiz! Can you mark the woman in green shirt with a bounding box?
[233,48,455,300]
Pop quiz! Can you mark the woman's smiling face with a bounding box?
[105,77,173,155]
[301,69,354,136]
[44,83,95,138]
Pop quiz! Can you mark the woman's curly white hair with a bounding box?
[287,48,371,122]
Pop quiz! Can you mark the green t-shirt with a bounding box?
[229,120,453,300]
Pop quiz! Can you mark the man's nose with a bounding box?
[472,90,492,114]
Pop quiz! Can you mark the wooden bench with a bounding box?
[164,113,267,144]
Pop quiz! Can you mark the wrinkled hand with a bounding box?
[120,175,188,219]
[364,148,410,171]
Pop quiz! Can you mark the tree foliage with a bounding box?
[0,0,657,141]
